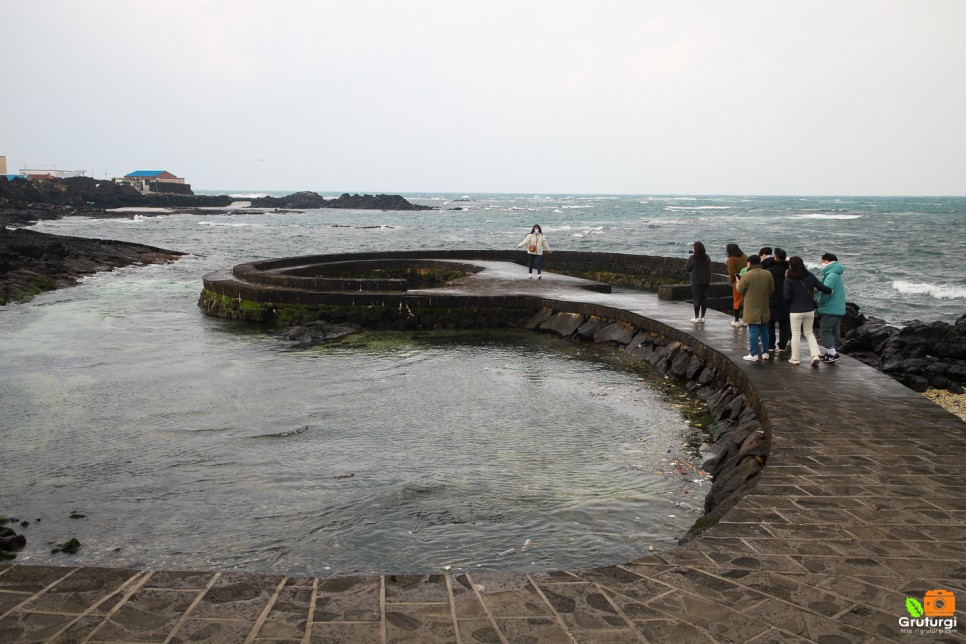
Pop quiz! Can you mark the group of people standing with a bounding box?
[518,225,848,366]
[688,242,847,366]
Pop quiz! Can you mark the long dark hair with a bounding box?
[787,255,807,279]
[692,241,709,265]
[726,243,743,258]
[530,224,542,234]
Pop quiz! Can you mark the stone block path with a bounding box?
[2,261,964,642]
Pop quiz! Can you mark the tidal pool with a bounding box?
[2,317,709,576]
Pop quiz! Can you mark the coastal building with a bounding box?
[0,156,26,180]
[20,166,87,179]
[2,157,82,180]
[117,170,190,194]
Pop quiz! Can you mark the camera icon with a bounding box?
[924,589,956,617]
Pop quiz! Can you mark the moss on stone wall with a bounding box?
[551,269,681,291]
[198,289,535,330]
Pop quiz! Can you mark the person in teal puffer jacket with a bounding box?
[816,252,846,362]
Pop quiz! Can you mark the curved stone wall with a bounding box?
[200,250,771,540]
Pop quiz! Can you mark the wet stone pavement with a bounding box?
[2,261,965,643]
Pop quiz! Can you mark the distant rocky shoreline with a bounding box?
[0,175,434,228]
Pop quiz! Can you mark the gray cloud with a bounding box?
[2,0,964,195]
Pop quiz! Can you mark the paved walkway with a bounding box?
[2,262,964,643]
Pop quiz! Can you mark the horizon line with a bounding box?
[194,188,966,199]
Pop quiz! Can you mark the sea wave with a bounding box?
[107,206,173,213]
[198,221,265,228]
[663,206,733,211]
[790,214,862,220]
[228,193,269,199]
[892,281,966,300]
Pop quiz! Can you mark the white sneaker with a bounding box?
[742,354,759,361]
[812,356,821,367]
[762,353,770,360]
[789,359,800,365]
[690,317,701,323]
[699,318,705,323]
[739,321,748,327]
[731,321,741,328]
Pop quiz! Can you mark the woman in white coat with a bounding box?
[516,224,552,278]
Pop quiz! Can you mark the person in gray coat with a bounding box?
[735,255,774,361]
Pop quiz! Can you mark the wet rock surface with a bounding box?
[0,227,184,304]
[843,311,966,393]
[278,320,360,348]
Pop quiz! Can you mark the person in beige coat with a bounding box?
[516,224,552,278]
[735,254,774,361]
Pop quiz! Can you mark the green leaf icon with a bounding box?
[906,597,924,617]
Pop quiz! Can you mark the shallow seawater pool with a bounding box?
[2,314,709,576]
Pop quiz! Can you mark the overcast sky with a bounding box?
[2,1,964,195]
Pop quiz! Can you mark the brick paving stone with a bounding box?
[0,590,31,614]
[384,603,457,642]
[309,621,382,643]
[87,588,198,641]
[384,574,450,603]
[0,611,78,643]
[4,260,965,642]
[257,585,313,639]
[17,567,137,615]
[0,566,75,595]
[312,576,380,624]
[140,570,215,591]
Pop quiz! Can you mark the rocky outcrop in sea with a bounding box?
[844,313,966,394]
[247,191,434,211]
[0,176,435,227]
[0,227,184,304]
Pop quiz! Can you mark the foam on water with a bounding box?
[790,214,863,220]
[663,205,734,211]
[892,280,966,300]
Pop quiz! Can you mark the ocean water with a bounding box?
[1,193,963,577]
[65,191,966,323]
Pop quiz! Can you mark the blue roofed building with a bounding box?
[117,169,189,194]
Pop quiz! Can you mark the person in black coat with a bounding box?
[685,241,712,323]
[761,247,790,353]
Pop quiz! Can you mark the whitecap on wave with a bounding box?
[663,206,733,211]
[790,214,862,220]
[892,281,966,300]
[198,221,264,228]
[567,226,605,238]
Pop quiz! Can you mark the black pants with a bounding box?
[768,306,791,350]
[691,283,709,318]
